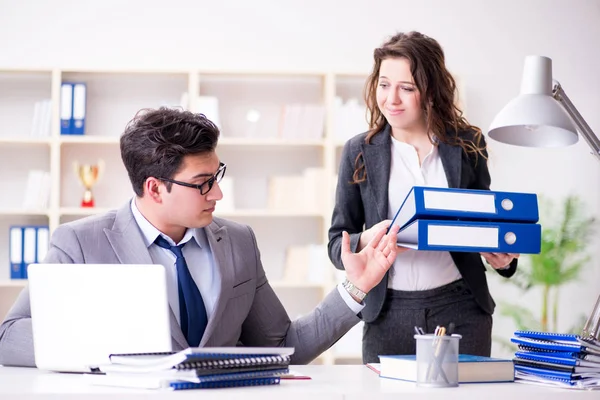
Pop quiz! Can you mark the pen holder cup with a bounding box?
[414,333,462,388]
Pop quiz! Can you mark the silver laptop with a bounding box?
[28,263,172,373]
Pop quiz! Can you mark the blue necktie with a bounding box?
[154,235,207,347]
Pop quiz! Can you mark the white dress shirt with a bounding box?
[130,199,220,325]
[387,136,462,291]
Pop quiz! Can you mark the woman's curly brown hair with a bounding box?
[353,31,486,183]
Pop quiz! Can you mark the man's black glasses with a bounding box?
[159,162,226,195]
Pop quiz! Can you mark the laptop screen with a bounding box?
[28,263,172,372]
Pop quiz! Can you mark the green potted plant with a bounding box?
[493,195,596,351]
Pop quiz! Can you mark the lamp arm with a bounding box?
[553,82,600,340]
[552,81,600,161]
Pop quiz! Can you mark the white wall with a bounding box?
[2,0,599,356]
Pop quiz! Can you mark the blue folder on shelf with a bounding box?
[9,225,50,279]
[60,81,86,135]
[394,219,541,254]
[390,186,539,230]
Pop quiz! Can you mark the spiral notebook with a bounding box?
[170,377,281,390]
[515,351,600,367]
[513,357,600,374]
[514,330,580,341]
[90,347,292,390]
[102,348,293,374]
[512,332,600,354]
[511,336,600,354]
[515,370,600,390]
[514,364,599,380]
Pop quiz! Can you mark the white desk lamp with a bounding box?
[488,55,600,340]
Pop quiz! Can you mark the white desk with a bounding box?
[0,365,595,399]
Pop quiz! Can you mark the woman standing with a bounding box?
[328,31,518,363]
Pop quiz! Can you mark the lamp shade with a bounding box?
[488,55,578,148]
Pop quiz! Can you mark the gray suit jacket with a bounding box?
[328,125,517,323]
[0,203,359,367]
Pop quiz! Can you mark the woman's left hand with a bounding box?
[480,252,519,270]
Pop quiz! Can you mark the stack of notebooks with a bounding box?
[511,330,600,389]
[86,347,294,390]
[389,186,541,254]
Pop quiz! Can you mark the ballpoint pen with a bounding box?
[430,323,456,382]
[426,326,450,384]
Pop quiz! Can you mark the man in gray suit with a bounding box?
[0,107,400,367]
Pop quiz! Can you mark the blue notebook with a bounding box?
[170,376,281,390]
[514,351,599,367]
[515,370,600,389]
[513,331,600,353]
[514,330,579,341]
[513,357,600,374]
[378,354,514,383]
[513,364,600,380]
[394,219,541,253]
[390,186,539,230]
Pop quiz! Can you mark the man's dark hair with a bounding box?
[120,107,220,197]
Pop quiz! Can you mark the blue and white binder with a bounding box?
[72,83,86,135]
[395,219,542,254]
[60,82,86,135]
[60,82,74,134]
[390,186,539,230]
[22,227,37,279]
[9,226,23,279]
[8,225,50,279]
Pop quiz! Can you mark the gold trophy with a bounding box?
[73,160,104,208]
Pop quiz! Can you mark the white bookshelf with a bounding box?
[0,67,369,365]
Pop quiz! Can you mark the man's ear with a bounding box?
[145,177,164,203]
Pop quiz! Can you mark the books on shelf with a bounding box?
[268,167,327,212]
[333,97,368,142]
[89,347,294,390]
[390,186,541,253]
[30,99,52,138]
[375,354,514,383]
[9,225,49,279]
[60,82,86,135]
[216,176,235,212]
[23,170,51,210]
[278,103,325,140]
[195,96,220,129]
[511,330,600,390]
[282,244,330,285]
